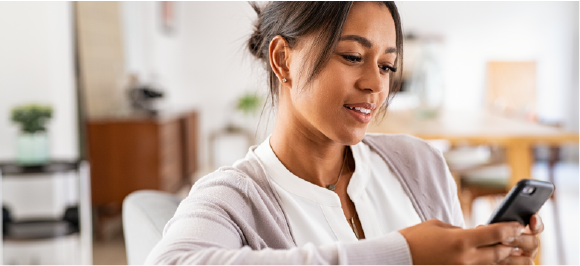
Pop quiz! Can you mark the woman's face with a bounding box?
[287,2,397,145]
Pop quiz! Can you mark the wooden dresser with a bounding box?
[86,110,198,209]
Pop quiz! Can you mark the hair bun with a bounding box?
[248,28,263,59]
[248,2,265,60]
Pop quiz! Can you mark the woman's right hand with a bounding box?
[399,219,524,265]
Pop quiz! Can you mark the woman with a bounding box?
[146,2,543,264]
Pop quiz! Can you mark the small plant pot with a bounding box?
[16,132,49,165]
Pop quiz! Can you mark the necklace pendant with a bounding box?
[327,184,336,191]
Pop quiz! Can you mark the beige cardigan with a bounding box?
[146,133,464,264]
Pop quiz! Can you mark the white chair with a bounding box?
[122,190,181,265]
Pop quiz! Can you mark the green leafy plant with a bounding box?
[11,104,53,133]
[236,92,262,116]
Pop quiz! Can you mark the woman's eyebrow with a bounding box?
[339,34,397,54]
[385,47,397,54]
[340,35,372,48]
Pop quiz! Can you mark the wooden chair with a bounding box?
[448,62,539,223]
[446,61,565,264]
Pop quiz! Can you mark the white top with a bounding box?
[254,136,422,247]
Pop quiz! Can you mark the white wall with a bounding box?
[120,2,578,170]
[0,2,79,235]
[0,2,78,161]
[564,2,580,162]
[180,1,270,170]
[121,1,268,172]
[121,1,189,109]
[1,2,576,164]
[396,1,579,126]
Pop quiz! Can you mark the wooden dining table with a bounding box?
[368,109,579,265]
[368,109,579,189]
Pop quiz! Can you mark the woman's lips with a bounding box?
[344,103,376,109]
[344,103,375,123]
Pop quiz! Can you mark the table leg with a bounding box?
[506,141,542,265]
[506,141,532,189]
[548,146,566,264]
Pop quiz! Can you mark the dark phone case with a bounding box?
[487,179,554,226]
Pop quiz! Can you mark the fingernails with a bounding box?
[535,220,542,231]
[520,227,526,234]
[511,247,520,255]
[502,237,515,245]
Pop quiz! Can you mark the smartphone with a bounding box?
[487,179,554,226]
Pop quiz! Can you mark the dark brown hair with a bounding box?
[248,1,403,114]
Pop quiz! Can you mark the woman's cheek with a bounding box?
[380,90,389,103]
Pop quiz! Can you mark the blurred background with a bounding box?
[0,1,577,265]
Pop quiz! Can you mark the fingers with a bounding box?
[501,234,539,254]
[529,214,544,235]
[468,222,524,247]
[502,215,542,260]
[497,255,534,265]
[472,244,514,264]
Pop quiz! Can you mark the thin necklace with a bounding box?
[325,148,360,239]
[326,147,347,191]
[349,216,360,239]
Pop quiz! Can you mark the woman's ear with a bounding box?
[269,35,291,86]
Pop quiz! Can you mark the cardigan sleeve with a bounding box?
[430,143,466,228]
[145,220,411,264]
[144,170,413,265]
[444,164,466,228]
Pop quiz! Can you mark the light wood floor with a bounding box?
[92,234,127,265]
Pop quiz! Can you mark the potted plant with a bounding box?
[209,92,263,169]
[225,92,263,132]
[11,104,53,165]
[236,92,262,116]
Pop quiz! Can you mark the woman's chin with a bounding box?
[337,126,367,145]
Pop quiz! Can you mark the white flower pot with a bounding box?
[16,132,49,165]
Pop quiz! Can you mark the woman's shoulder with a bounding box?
[170,153,295,249]
[362,133,446,177]
[192,166,251,193]
[364,132,430,144]
[191,154,271,198]
[188,150,285,215]
[184,166,256,217]
[363,133,459,224]
[363,133,441,157]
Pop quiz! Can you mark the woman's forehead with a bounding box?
[341,2,396,48]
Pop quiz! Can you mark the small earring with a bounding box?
[282,78,287,83]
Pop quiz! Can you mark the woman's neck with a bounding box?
[269,102,350,188]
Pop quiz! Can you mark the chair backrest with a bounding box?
[486,61,537,120]
[122,190,181,265]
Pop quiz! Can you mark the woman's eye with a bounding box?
[342,55,362,63]
[380,65,397,73]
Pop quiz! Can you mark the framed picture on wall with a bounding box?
[160,1,176,35]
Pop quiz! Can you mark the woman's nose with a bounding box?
[356,63,385,93]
